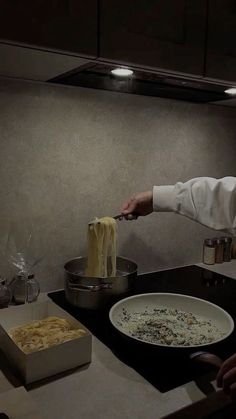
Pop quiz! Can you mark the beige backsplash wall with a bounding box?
[0,78,236,291]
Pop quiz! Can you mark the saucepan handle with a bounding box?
[68,282,113,292]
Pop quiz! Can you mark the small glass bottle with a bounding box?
[214,238,224,263]
[0,276,12,308]
[203,239,215,265]
[231,242,236,259]
[221,237,232,262]
[11,273,40,304]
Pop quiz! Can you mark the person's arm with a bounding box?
[121,177,236,235]
[153,177,236,235]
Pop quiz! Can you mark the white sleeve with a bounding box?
[153,177,236,235]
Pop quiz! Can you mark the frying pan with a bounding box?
[110,293,235,396]
[109,293,234,349]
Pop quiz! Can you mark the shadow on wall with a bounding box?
[119,232,167,273]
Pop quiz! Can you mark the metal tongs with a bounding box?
[88,213,138,226]
[113,213,138,221]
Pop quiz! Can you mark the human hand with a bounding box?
[217,353,236,400]
[120,191,153,217]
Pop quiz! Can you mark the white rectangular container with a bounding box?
[0,300,92,384]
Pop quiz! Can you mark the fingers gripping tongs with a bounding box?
[88,213,138,226]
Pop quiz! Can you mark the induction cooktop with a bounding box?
[48,265,236,393]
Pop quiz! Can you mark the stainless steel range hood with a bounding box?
[0,42,232,104]
[49,62,230,104]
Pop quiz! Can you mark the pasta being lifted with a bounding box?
[86,216,117,277]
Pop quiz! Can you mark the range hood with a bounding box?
[0,43,232,104]
[0,42,90,82]
[49,62,231,104]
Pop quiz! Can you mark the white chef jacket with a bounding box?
[153,177,236,235]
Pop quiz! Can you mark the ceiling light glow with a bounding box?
[224,87,236,95]
[111,68,134,77]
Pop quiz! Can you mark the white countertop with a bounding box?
[30,337,207,419]
[1,261,236,419]
[197,259,236,279]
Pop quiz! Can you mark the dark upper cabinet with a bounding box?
[99,0,207,76]
[206,0,236,82]
[0,1,97,58]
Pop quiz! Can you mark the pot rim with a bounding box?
[64,255,138,278]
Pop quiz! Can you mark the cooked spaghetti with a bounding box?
[9,316,86,354]
[85,216,117,277]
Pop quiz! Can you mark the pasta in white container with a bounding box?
[0,301,92,383]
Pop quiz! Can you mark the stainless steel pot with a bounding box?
[64,256,137,309]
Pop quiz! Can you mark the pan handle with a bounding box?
[68,282,113,292]
[190,351,223,397]
[190,351,223,369]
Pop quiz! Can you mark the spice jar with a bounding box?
[203,239,215,265]
[221,237,232,262]
[231,242,236,259]
[0,276,12,308]
[10,273,40,304]
[214,238,224,263]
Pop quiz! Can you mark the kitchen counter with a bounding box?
[29,337,207,419]
[1,261,236,419]
[0,306,205,419]
[197,259,236,279]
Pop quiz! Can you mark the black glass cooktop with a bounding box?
[48,265,236,393]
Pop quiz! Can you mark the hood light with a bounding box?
[224,87,236,95]
[111,68,134,77]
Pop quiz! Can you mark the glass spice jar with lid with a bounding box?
[203,239,215,265]
[214,238,224,263]
[10,272,40,305]
[0,276,12,308]
[220,237,232,262]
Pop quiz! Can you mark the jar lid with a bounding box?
[17,273,34,280]
[204,239,215,246]
[220,236,232,243]
[213,237,224,244]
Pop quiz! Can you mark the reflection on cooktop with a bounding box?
[48,265,236,393]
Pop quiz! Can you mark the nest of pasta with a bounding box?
[9,316,86,354]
